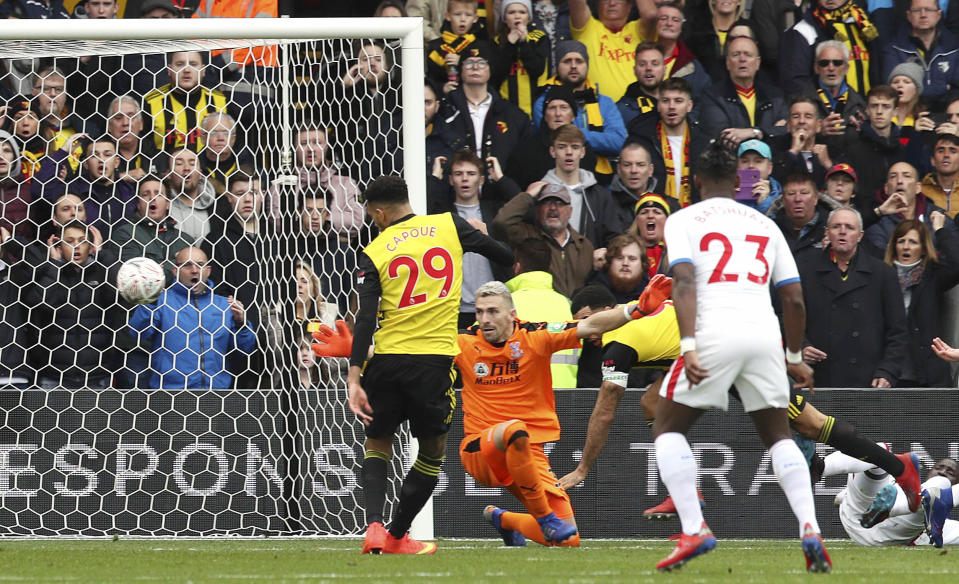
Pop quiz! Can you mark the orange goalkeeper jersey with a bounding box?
[456,321,582,443]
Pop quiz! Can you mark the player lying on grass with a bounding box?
[826,451,958,548]
[311,278,671,547]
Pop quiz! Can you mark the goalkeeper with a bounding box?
[312,278,670,546]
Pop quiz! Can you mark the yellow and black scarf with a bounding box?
[811,1,876,93]
[658,122,691,206]
[428,31,477,67]
[817,81,849,112]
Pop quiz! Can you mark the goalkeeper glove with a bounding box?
[311,320,353,358]
[631,274,673,318]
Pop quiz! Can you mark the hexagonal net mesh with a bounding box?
[0,28,422,535]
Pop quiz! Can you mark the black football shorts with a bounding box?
[361,354,456,439]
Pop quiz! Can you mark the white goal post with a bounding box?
[0,17,432,538]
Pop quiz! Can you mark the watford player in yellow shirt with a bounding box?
[346,176,513,555]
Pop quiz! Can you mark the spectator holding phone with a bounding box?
[735,138,780,214]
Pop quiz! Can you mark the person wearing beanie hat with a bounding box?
[532,36,628,183]
[139,0,181,18]
[888,62,925,98]
[630,191,674,277]
[504,85,599,190]
[880,0,959,102]
[553,39,589,68]
[568,0,658,102]
[542,85,578,116]
[490,0,549,116]
[888,61,929,136]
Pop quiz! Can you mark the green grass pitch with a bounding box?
[0,538,954,583]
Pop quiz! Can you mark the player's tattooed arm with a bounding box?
[559,380,626,489]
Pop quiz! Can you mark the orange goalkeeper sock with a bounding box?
[499,511,580,547]
[504,432,551,518]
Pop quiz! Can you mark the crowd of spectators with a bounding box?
[2,0,959,389]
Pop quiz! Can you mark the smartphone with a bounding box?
[735,169,761,201]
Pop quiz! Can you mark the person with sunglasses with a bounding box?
[813,40,867,137]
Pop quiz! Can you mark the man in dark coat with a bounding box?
[699,36,788,144]
[771,174,833,256]
[798,207,910,387]
[433,42,532,176]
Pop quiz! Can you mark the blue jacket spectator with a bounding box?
[881,23,959,101]
[533,83,626,159]
[130,246,256,389]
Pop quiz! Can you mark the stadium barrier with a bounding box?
[0,388,955,538]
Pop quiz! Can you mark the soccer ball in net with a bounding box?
[116,257,166,304]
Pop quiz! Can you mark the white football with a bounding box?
[117,257,166,304]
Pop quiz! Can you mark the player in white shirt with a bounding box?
[653,144,831,572]
[828,452,959,547]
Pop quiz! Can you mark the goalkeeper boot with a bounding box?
[536,512,577,544]
[382,532,437,555]
[361,521,387,554]
[801,523,832,573]
[483,505,526,547]
[643,490,706,521]
[656,522,717,571]
[860,483,897,528]
[893,453,922,512]
[922,486,953,548]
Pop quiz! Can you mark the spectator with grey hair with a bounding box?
[106,95,160,183]
[813,41,866,135]
[797,205,910,388]
[198,112,253,186]
[778,0,880,97]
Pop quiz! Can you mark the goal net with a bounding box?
[0,18,425,536]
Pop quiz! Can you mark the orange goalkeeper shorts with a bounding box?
[459,430,572,517]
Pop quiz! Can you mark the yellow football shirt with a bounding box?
[572,16,648,101]
[363,213,465,356]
